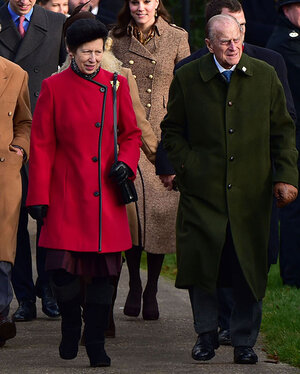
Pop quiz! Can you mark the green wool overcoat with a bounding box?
[161,52,298,300]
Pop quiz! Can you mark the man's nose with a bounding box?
[228,40,236,50]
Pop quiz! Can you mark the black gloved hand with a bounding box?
[109,161,132,185]
[28,205,48,222]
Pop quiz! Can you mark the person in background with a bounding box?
[110,0,190,321]
[161,14,298,365]
[242,0,278,47]
[267,0,300,288]
[0,0,66,321]
[0,57,31,348]
[37,0,69,15]
[26,18,141,367]
[160,0,296,347]
[68,0,123,25]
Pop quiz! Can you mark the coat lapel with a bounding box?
[0,57,10,99]
[0,6,21,55]
[15,6,48,62]
[128,35,154,60]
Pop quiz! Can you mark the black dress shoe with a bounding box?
[37,285,60,318]
[234,346,258,364]
[12,301,37,322]
[0,315,16,344]
[218,329,231,345]
[192,331,219,361]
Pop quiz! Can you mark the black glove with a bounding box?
[109,161,132,185]
[28,205,48,222]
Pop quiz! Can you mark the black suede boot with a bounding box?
[84,303,111,367]
[58,299,82,359]
[84,277,114,367]
[124,246,143,317]
[142,253,164,320]
[51,271,82,360]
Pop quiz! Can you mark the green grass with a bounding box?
[261,263,300,367]
[141,253,300,367]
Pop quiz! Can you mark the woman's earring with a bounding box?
[155,8,158,17]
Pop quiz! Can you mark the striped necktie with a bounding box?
[18,15,25,38]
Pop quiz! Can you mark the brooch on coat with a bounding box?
[110,79,120,90]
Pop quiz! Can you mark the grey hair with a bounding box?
[205,14,242,41]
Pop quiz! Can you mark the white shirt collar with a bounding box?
[213,55,236,73]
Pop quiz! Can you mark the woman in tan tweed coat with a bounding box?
[111,0,190,320]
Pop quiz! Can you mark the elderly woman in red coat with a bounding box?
[26,19,141,368]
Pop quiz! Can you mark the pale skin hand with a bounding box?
[273,182,298,208]
[159,174,176,191]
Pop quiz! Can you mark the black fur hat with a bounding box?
[66,18,108,51]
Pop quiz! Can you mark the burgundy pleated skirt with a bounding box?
[45,248,122,278]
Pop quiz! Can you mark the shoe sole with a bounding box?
[234,358,258,364]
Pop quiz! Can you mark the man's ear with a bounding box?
[205,38,214,53]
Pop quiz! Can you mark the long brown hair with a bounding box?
[112,0,172,38]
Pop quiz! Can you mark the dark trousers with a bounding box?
[0,262,13,317]
[279,193,300,287]
[189,227,262,347]
[217,198,278,330]
[11,208,50,303]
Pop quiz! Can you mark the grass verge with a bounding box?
[141,252,300,367]
[261,262,300,367]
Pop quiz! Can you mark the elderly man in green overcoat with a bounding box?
[161,14,298,365]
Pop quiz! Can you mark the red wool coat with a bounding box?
[27,67,141,253]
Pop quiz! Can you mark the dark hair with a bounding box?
[66,18,108,52]
[36,0,50,5]
[112,0,172,38]
[205,0,242,23]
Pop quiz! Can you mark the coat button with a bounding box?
[151,60,156,64]
[228,128,234,134]
[94,191,100,197]
[229,156,234,161]
[95,122,101,128]
[8,111,12,116]
[129,60,134,65]
[0,157,5,162]
[228,101,233,106]
[92,156,98,162]
[146,103,151,108]
[34,91,39,97]
[34,67,39,73]
[146,88,152,93]
[228,184,232,189]
[148,74,153,79]
[100,87,105,93]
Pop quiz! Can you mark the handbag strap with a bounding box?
[112,72,118,163]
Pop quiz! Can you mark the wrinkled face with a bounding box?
[221,8,246,38]
[9,0,37,15]
[42,0,68,14]
[206,19,243,69]
[129,0,159,31]
[283,3,300,28]
[72,38,104,75]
